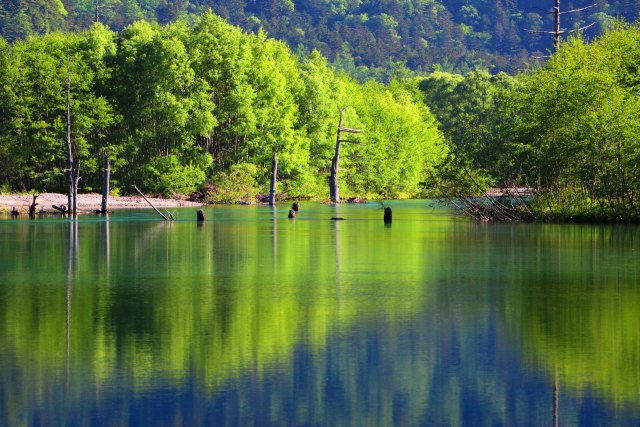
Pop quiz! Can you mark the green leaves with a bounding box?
[0,14,444,200]
[430,23,640,221]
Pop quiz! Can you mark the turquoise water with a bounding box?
[1,201,639,425]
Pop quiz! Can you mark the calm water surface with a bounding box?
[1,201,639,426]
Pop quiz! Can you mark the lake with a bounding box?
[1,200,639,426]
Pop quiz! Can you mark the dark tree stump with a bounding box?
[384,207,392,223]
[29,195,39,218]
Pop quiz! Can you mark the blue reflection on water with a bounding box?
[2,201,640,426]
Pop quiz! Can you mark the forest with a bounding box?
[1,0,639,76]
[0,12,445,201]
[1,3,640,220]
[423,23,640,221]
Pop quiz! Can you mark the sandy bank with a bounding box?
[0,193,202,213]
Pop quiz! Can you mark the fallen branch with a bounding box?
[163,209,176,221]
[132,185,169,221]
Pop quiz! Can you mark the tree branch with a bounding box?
[338,139,367,145]
[132,185,169,220]
[560,4,596,15]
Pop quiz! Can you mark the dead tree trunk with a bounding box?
[269,152,277,206]
[101,152,110,213]
[554,0,561,50]
[330,107,364,203]
[526,1,595,52]
[73,161,80,215]
[329,108,346,203]
[29,194,39,218]
[65,40,80,216]
[66,41,74,215]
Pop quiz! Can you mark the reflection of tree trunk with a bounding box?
[553,371,559,427]
[104,217,110,286]
[271,206,278,280]
[333,205,342,291]
[66,220,78,390]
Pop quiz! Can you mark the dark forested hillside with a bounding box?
[1,1,639,76]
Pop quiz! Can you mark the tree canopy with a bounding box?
[1,1,638,76]
[0,13,446,200]
[420,22,640,221]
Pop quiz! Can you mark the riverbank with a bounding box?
[0,193,202,213]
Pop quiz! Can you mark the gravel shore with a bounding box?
[0,193,202,213]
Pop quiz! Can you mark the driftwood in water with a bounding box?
[448,184,533,222]
[197,210,206,221]
[347,197,367,203]
[330,217,345,220]
[53,204,68,214]
[29,195,39,218]
[132,185,169,221]
[288,209,296,219]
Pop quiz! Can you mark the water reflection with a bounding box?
[66,219,78,392]
[0,205,640,425]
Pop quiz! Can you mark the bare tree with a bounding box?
[66,40,80,216]
[526,0,596,51]
[329,107,364,203]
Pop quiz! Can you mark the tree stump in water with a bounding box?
[292,202,300,212]
[10,207,19,216]
[288,209,296,219]
[384,207,392,223]
[29,195,39,218]
[197,210,206,221]
[53,205,68,214]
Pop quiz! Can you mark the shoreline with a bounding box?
[0,193,202,213]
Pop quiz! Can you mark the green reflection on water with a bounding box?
[0,205,446,416]
[1,204,640,424]
[507,225,640,407]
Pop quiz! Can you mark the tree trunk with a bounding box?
[66,40,79,216]
[330,107,347,203]
[101,152,110,213]
[73,163,80,215]
[269,152,278,206]
[29,194,39,218]
[554,0,561,50]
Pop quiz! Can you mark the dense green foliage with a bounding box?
[0,13,445,199]
[421,23,640,221]
[1,1,638,75]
